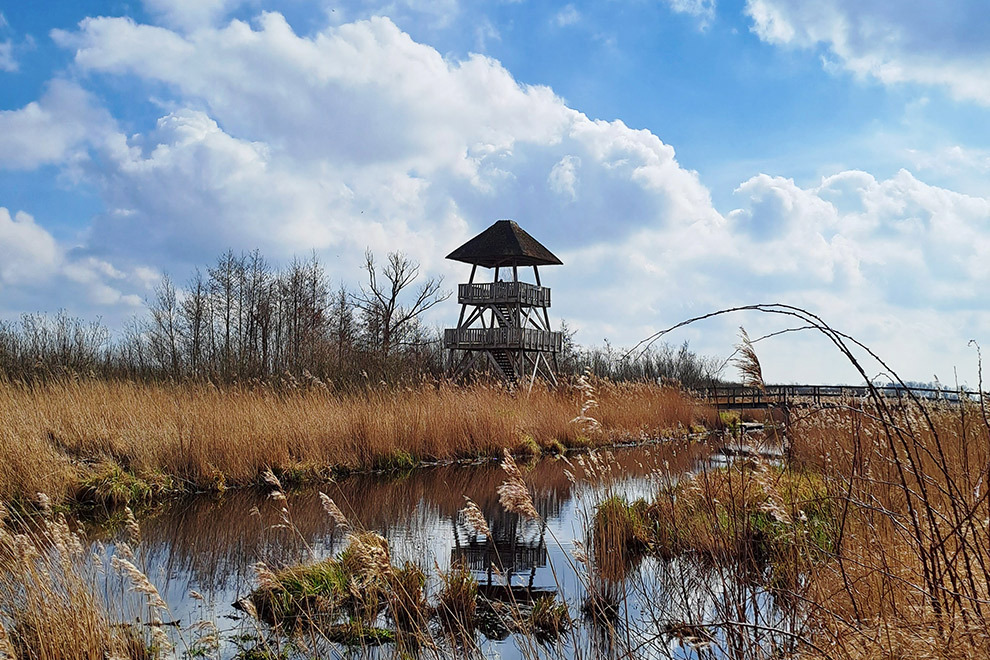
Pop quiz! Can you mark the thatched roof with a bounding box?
[446,220,563,268]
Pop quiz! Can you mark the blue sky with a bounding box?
[1,0,990,385]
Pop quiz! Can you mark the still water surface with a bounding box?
[85,440,799,659]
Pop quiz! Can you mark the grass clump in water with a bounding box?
[591,495,653,579]
[650,461,835,584]
[248,531,408,633]
[75,461,175,508]
[435,561,478,635]
[528,594,571,640]
[384,561,428,632]
[590,460,835,588]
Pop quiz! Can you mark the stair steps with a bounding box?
[493,303,513,328]
[491,349,516,384]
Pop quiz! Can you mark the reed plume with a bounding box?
[459,497,491,537]
[319,492,350,529]
[497,449,540,520]
[732,326,765,391]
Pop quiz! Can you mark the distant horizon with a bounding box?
[1,1,989,386]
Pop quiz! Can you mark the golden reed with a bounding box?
[0,377,711,507]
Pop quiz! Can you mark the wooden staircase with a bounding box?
[492,303,512,328]
[491,349,516,384]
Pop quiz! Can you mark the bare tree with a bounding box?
[180,269,208,378]
[329,284,356,375]
[242,250,273,377]
[208,250,243,378]
[276,254,331,374]
[352,250,450,362]
[147,276,182,378]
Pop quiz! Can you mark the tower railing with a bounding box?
[444,327,563,351]
[457,282,551,307]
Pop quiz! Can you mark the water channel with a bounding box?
[82,439,802,659]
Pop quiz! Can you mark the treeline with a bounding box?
[0,249,721,389]
[562,338,721,388]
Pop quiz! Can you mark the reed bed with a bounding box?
[0,378,710,509]
[788,401,990,658]
[0,504,170,660]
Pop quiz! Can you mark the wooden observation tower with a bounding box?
[443,220,563,386]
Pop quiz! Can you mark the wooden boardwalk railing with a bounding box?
[699,384,984,410]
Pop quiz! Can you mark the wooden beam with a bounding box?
[490,303,511,328]
[527,351,540,394]
[461,306,484,329]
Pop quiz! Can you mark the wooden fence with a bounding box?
[699,384,984,410]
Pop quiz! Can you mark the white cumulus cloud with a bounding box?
[0,80,114,170]
[745,0,990,105]
[141,0,250,32]
[0,208,58,285]
[0,208,147,316]
[50,14,715,271]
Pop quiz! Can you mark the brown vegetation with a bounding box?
[583,397,990,659]
[790,401,990,658]
[0,377,711,509]
[8,391,989,659]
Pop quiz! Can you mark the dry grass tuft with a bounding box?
[0,505,167,659]
[435,561,479,635]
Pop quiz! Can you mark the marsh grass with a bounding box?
[246,530,428,640]
[435,561,479,636]
[596,402,990,658]
[590,495,653,579]
[0,378,709,509]
[789,401,990,658]
[18,305,990,660]
[527,594,570,639]
[647,461,835,563]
